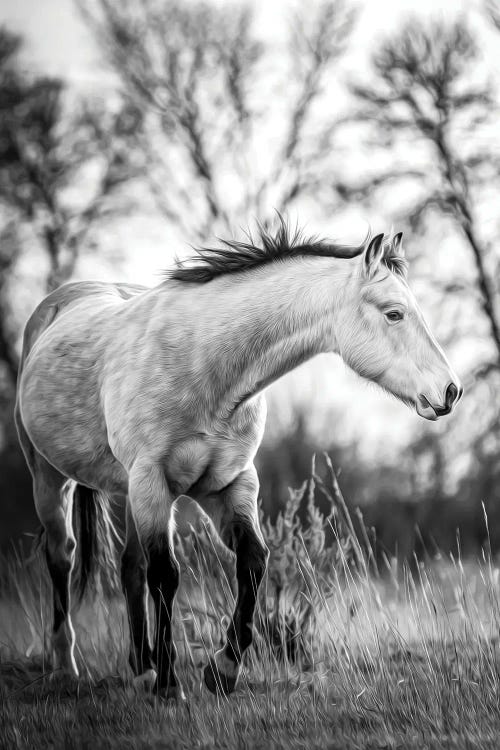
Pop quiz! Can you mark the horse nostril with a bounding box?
[434,403,451,417]
[445,382,459,409]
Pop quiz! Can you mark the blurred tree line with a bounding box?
[1,0,500,563]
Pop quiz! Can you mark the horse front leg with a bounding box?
[203,465,269,695]
[128,462,184,701]
[121,502,157,690]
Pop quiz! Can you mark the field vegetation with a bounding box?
[2,458,500,749]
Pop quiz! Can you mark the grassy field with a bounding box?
[2,480,500,749]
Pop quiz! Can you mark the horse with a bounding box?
[14,221,462,700]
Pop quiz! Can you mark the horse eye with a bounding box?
[385,310,404,323]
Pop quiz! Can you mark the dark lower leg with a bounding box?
[45,533,78,675]
[121,544,154,676]
[227,532,268,662]
[146,537,180,695]
[29,456,77,676]
[205,519,268,694]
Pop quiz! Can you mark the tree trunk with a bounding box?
[436,134,500,368]
[0,319,18,386]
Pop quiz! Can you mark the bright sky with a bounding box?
[1,0,493,459]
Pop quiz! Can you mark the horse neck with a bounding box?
[196,256,353,412]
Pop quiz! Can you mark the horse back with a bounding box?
[18,281,148,375]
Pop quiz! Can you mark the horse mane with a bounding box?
[167,217,406,283]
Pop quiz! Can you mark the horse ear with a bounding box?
[363,234,385,278]
[392,231,404,257]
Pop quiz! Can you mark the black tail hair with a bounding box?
[72,484,120,602]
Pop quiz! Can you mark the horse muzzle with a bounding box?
[416,381,463,421]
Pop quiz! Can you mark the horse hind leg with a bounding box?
[15,400,80,676]
[17,419,78,675]
[37,470,78,676]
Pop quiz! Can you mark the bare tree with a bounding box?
[486,0,500,31]
[344,20,500,372]
[80,0,355,240]
[0,27,140,294]
[0,220,21,385]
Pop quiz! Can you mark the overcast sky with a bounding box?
[1,0,493,458]
[2,0,491,79]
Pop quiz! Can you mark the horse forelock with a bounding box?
[382,252,408,279]
[381,235,408,279]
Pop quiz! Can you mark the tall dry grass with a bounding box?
[1,456,500,748]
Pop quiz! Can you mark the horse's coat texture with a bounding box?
[15,224,462,698]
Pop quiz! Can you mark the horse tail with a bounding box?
[72,484,120,602]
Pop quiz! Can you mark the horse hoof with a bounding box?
[203,658,237,696]
[133,668,157,692]
[51,656,79,680]
[158,684,187,703]
[48,670,80,694]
